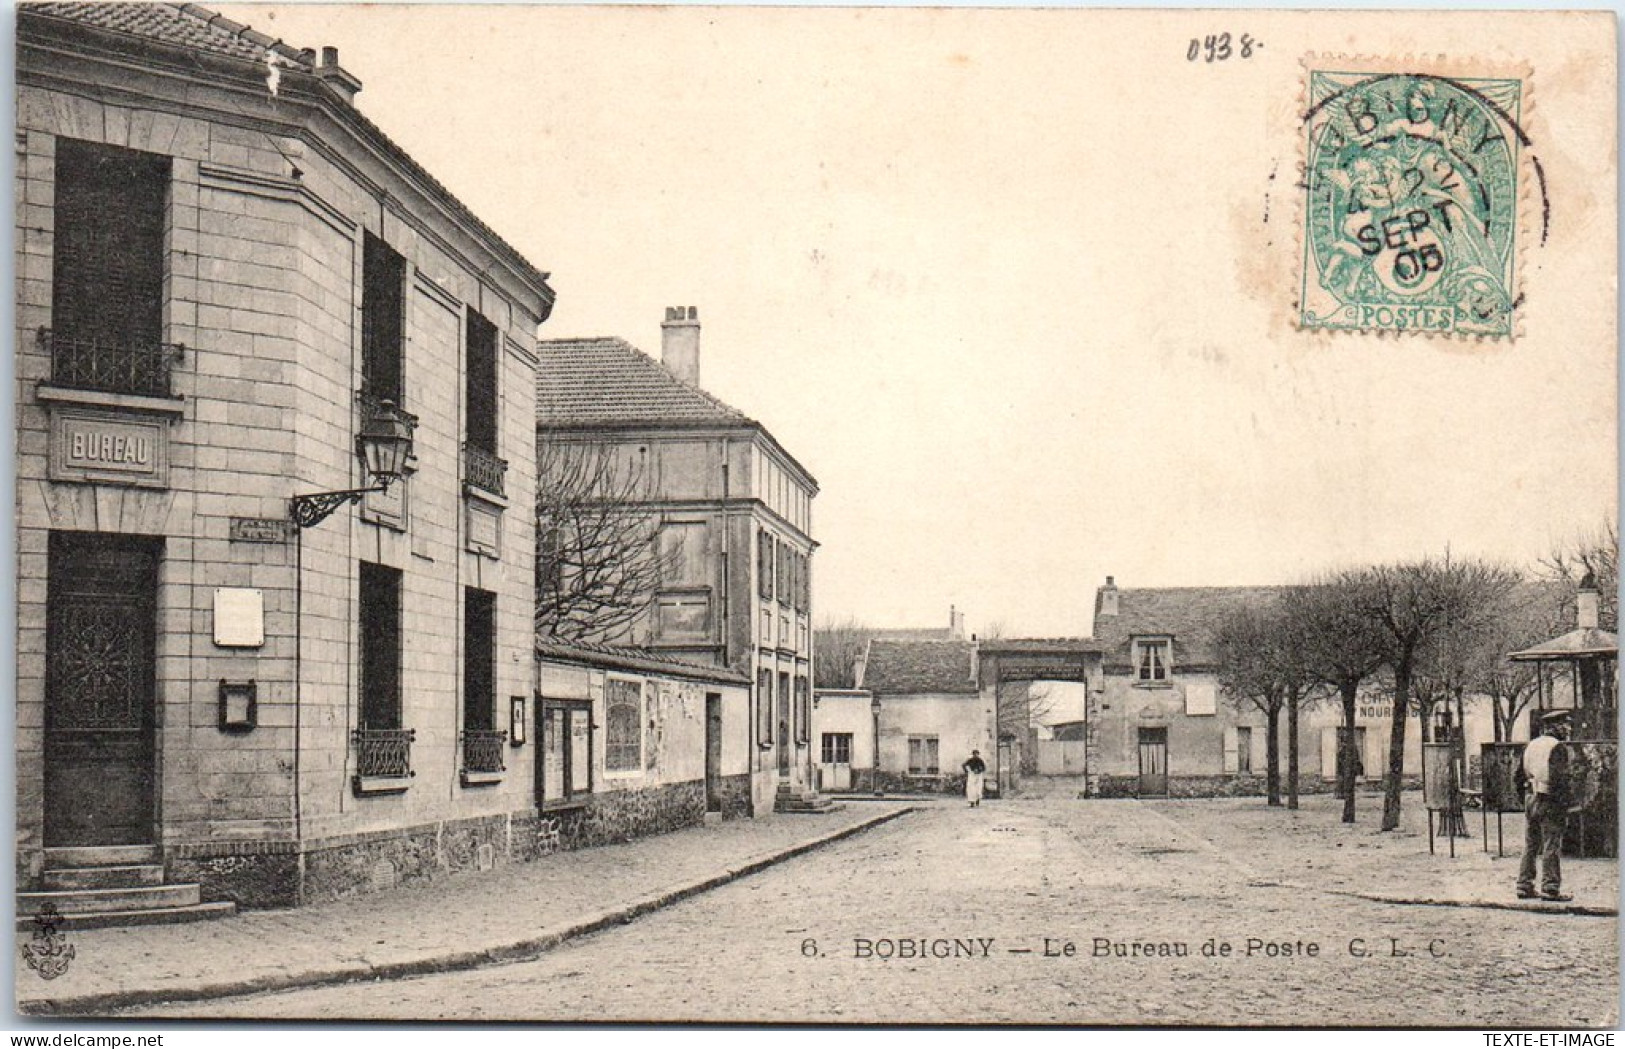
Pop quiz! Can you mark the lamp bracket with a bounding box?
[290,485,386,529]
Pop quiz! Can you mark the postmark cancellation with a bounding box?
[1298,58,1533,339]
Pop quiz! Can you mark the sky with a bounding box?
[217,5,1618,637]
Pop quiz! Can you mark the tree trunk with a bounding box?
[1381,663,1411,831]
[1340,681,1359,823]
[1287,689,1301,810]
[1265,705,1281,806]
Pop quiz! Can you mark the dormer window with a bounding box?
[1135,638,1171,683]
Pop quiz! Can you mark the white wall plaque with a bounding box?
[214,588,265,648]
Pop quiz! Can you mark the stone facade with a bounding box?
[16,6,553,904]
[556,781,707,849]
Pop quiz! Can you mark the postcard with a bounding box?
[12,3,1617,1030]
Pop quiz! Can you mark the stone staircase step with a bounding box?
[42,864,165,891]
[16,901,236,932]
[43,845,159,868]
[19,883,201,915]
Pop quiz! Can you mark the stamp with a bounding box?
[1299,64,1528,338]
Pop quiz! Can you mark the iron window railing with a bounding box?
[41,329,181,398]
[462,443,508,499]
[460,729,508,774]
[352,727,415,779]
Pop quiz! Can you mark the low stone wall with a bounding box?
[860,768,967,796]
[167,844,303,910]
[555,779,706,849]
[169,810,527,909]
[1091,774,1422,799]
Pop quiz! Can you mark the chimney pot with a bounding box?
[321,46,339,66]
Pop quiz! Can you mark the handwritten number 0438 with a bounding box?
[1188,34,1258,62]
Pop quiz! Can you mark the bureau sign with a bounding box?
[50,409,168,487]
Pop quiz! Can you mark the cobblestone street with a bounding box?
[120,793,1618,1026]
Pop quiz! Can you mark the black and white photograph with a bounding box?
[9,1,1620,1030]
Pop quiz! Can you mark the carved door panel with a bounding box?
[45,533,160,846]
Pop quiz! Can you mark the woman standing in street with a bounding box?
[963,750,987,807]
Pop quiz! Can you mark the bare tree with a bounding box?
[1213,601,1286,806]
[814,616,875,689]
[1473,582,1571,742]
[534,440,677,644]
[1541,517,1618,631]
[1285,577,1388,823]
[1353,558,1520,831]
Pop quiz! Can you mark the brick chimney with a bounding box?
[661,306,701,387]
[949,604,966,640]
[1098,576,1119,617]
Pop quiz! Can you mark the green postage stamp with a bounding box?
[1300,65,1526,338]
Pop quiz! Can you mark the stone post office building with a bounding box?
[16,3,555,914]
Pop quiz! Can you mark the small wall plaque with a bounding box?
[230,518,290,544]
[214,588,265,647]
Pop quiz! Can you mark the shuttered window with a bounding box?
[51,139,170,395]
[361,232,405,404]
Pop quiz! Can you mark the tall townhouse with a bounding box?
[536,309,819,814]
[16,3,555,916]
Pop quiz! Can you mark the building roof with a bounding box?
[1509,627,1619,663]
[28,2,314,66]
[22,2,554,311]
[977,637,1102,654]
[1092,586,1288,669]
[872,626,956,642]
[536,337,754,428]
[861,639,978,696]
[536,639,751,686]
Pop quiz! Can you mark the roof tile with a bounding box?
[862,639,978,695]
[27,2,313,66]
[536,337,755,428]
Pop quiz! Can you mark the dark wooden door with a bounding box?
[1137,727,1169,797]
[705,694,723,812]
[776,672,791,775]
[45,533,160,846]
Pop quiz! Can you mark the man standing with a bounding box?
[1516,710,1574,902]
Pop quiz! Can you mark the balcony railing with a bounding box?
[42,329,181,398]
[352,727,415,779]
[463,443,508,499]
[461,729,508,775]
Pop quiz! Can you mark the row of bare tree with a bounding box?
[1214,523,1616,830]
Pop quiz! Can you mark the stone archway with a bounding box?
[975,639,1104,796]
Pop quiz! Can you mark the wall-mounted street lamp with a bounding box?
[290,400,416,529]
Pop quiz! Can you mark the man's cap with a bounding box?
[1540,709,1573,725]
